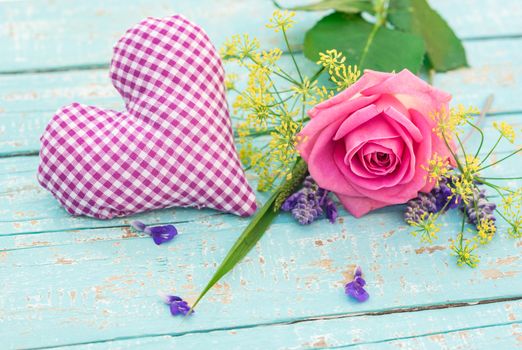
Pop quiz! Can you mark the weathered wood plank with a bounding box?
[1,124,519,237]
[0,0,321,73]
[0,204,520,348]
[1,0,521,73]
[348,324,521,350]
[1,37,522,156]
[56,301,522,349]
[0,1,521,348]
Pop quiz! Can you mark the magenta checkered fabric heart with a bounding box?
[37,15,257,219]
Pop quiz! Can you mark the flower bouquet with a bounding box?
[185,9,521,311]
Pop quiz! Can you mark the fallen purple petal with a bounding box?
[163,294,192,316]
[345,281,369,302]
[130,221,178,245]
[345,266,369,302]
[145,225,178,245]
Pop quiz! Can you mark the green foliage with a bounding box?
[190,188,279,311]
[304,12,425,72]
[289,0,373,14]
[388,0,468,71]
[193,11,364,310]
[299,0,467,73]
[191,159,310,311]
[273,158,308,211]
[408,100,522,267]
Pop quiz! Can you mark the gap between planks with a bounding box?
[23,295,522,350]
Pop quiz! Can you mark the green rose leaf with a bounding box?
[304,12,426,73]
[388,0,468,72]
[289,0,373,14]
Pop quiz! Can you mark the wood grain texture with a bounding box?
[56,301,522,349]
[0,0,521,349]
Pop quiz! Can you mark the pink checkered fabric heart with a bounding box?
[37,15,257,219]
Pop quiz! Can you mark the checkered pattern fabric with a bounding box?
[38,15,257,219]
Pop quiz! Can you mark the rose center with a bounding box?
[361,149,398,176]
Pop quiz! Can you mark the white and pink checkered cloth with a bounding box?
[38,15,257,219]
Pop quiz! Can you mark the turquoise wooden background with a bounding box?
[0,0,521,349]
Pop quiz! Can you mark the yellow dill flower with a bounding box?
[291,77,317,100]
[476,218,496,244]
[502,189,522,238]
[450,234,480,268]
[493,121,516,143]
[220,36,240,60]
[451,177,475,205]
[309,86,335,105]
[331,64,360,91]
[463,155,480,175]
[422,153,450,185]
[268,117,300,180]
[409,213,440,243]
[431,105,478,140]
[266,10,296,32]
[260,48,283,66]
[224,73,238,90]
[317,49,346,74]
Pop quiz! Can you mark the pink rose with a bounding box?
[298,69,453,217]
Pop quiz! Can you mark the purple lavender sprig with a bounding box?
[461,187,496,226]
[404,174,496,229]
[281,176,338,225]
[404,175,461,224]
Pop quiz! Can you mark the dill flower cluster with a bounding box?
[221,10,360,191]
[406,105,521,267]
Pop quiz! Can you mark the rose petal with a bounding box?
[306,119,362,196]
[337,193,389,218]
[299,96,378,161]
[373,94,410,117]
[334,104,380,141]
[308,70,391,118]
[349,112,434,203]
[343,115,400,156]
[361,69,451,117]
[383,106,423,142]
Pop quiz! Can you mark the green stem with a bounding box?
[456,133,468,166]
[479,176,522,180]
[281,27,303,83]
[478,148,522,172]
[479,134,502,167]
[247,55,299,85]
[442,132,464,172]
[465,121,485,158]
[310,67,325,82]
[359,0,389,68]
[190,159,306,312]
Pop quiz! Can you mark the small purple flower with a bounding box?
[344,266,369,302]
[461,187,496,226]
[404,175,463,224]
[162,294,192,316]
[281,192,302,212]
[324,197,338,223]
[282,176,338,225]
[432,176,461,211]
[131,220,178,245]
